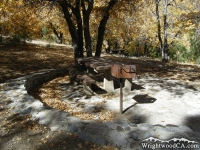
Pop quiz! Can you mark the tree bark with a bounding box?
[60,0,84,58]
[95,0,118,57]
[162,0,169,62]
[155,0,163,54]
[59,0,82,60]
[75,0,84,57]
[81,0,93,57]
[51,0,118,59]
[155,0,170,62]
[50,23,63,44]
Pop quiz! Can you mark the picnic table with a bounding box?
[76,57,135,92]
[77,57,114,92]
[76,56,136,113]
[111,49,125,54]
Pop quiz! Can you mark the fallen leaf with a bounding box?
[78,143,82,148]
[50,143,54,147]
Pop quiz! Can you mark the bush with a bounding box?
[125,40,145,57]
[195,56,200,64]
[189,32,200,63]
[125,41,136,56]
[4,35,21,45]
[147,44,161,58]
[169,44,187,62]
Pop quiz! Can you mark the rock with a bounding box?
[166,125,180,132]
[129,141,143,150]
[67,124,78,133]
[109,131,127,148]
[84,128,103,135]
[21,107,32,114]
[129,123,137,127]
[124,126,131,131]
[150,125,168,132]
[130,131,140,141]
[137,123,152,131]
[116,121,129,127]
[86,122,107,129]
[96,138,108,146]
[116,126,124,132]
[179,126,193,132]
[140,131,156,140]
[105,122,119,129]
[78,133,93,142]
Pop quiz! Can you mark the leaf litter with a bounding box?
[0,43,200,149]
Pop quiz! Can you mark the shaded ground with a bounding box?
[0,44,74,83]
[0,42,200,149]
[0,43,117,150]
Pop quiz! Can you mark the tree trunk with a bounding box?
[95,0,118,57]
[50,23,63,44]
[82,0,93,57]
[155,0,163,54]
[0,34,2,43]
[162,0,169,62]
[75,0,84,57]
[59,0,81,60]
[95,15,109,57]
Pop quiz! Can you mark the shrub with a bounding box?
[189,32,200,63]
[147,44,161,58]
[169,44,187,62]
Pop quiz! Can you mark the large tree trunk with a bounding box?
[75,0,84,57]
[155,0,163,55]
[155,0,169,62]
[82,0,93,57]
[58,0,118,59]
[95,15,109,57]
[50,23,63,44]
[59,0,82,60]
[162,0,169,62]
[95,0,118,57]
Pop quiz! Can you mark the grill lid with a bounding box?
[111,64,136,78]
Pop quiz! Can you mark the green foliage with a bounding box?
[125,40,144,57]
[168,32,200,64]
[146,43,161,58]
[11,35,21,44]
[125,39,161,58]
[4,35,21,45]
[189,32,200,63]
[169,44,188,62]
[41,26,57,43]
[125,41,136,56]
[41,27,48,37]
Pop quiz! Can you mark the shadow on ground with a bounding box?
[133,94,156,103]
[184,115,200,132]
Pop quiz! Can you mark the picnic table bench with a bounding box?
[111,49,129,57]
[111,49,125,54]
[77,57,114,92]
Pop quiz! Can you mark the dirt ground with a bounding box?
[0,43,200,150]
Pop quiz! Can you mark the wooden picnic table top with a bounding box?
[77,56,109,63]
[77,57,114,71]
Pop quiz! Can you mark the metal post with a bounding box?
[120,78,123,114]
